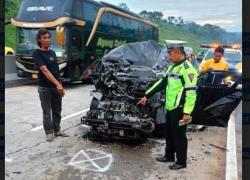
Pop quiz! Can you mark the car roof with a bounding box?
[207,48,241,53]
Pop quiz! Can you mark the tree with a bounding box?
[167,16,175,24]
[139,10,148,18]
[5,0,19,19]
[119,3,129,11]
[177,17,184,25]
[139,10,163,21]
[152,11,163,21]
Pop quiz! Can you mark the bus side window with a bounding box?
[113,15,118,28]
[102,13,111,26]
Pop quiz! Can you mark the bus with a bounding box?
[10,0,159,81]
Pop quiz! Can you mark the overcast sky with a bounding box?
[102,0,242,32]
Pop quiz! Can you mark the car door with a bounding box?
[192,70,242,127]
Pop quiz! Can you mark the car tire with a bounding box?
[90,97,99,110]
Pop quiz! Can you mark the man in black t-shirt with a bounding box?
[33,29,68,142]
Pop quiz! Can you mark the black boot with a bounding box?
[156,155,175,162]
[169,163,186,170]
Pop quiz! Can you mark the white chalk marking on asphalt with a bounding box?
[68,149,113,172]
[31,108,89,131]
[5,158,13,163]
[225,111,238,180]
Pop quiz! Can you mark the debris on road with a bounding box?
[12,171,22,174]
[204,150,213,156]
[209,143,228,151]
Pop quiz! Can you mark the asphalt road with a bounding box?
[5,83,240,180]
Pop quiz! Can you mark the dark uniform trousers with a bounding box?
[165,107,187,165]
[38,87,62,135]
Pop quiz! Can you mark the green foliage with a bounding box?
[156,20,213,53]
[5,0,20,49]
[139,10,163,21]
[5,0,19,19]
[140,10,241,52]
[5,25,16,49]
[119,3,130,11]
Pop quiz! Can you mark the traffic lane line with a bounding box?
[226,111,238,180]
[31,108,90,131]
[5,86,37,93]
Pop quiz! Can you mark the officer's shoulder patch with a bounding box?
[188,73,194,82]
[183,62,190,69]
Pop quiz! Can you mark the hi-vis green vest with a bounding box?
[145,60,198,114]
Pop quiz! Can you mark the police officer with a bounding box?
[138,42,198,170]
[200,46,228,73]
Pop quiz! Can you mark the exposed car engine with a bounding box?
[81,41,168,138]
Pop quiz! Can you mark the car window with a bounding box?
[203,50,241,62]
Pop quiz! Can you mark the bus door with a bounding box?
[68,26,84,81]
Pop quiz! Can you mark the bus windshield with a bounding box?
[16,0,71,22]
[16,28,65,57]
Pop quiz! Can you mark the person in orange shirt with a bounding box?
[200,46,229,73]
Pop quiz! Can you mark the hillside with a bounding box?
[157,21,213,52]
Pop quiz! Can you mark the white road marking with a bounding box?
[5,86,37,93]
[225,111,238,180]
[68,149,113,172]
[31,108,89,131]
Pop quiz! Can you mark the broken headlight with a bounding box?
[221,75,236,87]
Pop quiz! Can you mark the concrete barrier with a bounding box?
[5,55,36,87]
[5,55,17,74]
[226,111,238,180]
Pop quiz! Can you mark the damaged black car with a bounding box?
[81,40,242,139]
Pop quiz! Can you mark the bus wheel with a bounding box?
[7,52,13,55]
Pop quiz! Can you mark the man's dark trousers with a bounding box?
[165,107,187,165]
[38,87,62,135]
